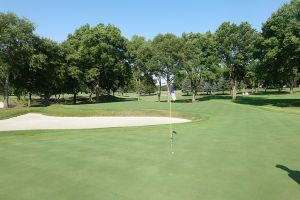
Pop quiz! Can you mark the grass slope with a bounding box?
[0,90,300,200]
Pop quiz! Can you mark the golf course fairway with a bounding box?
[0,92,300,200]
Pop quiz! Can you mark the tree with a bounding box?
[216,76,231,95]
[181,78,191,95]
[64,24,131,102]
[92,24,130,96]
[216,22,257,101]
[180,32,219,103]
[244,61,258,92]
[28,37,64,106]
[151,34,181,102]
[0,12,35,108]
[11,35,40,107]
[141,73,156,95]
[261,0,300,93]
[127,35,152,101]
[62,25,89,104]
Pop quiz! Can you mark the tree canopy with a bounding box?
[0,12,35,108]
[1,0,299,107]
[260,0,300,93]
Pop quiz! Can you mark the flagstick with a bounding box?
[170,96,174,154]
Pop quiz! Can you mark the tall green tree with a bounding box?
[28,37,64,106]
[91,24,130,96]
[127,35,152,101]
[66,24,130,102]
[215,22,257,101]
[0,12,35,108]
[261,0,300,93]
[151,33,181,102]
[62,25,90,104]
[180,32,219,103]
[141,73,156,95]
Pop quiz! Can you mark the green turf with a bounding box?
[0,90,300,200]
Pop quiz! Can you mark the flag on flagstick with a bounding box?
[169,84,176,101]
[169,84,176,154]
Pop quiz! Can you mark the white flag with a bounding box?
[169,84,176,101]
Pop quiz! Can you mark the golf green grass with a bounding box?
[0,90,300,200]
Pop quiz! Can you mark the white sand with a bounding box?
[0,113,190,131]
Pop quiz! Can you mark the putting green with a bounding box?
[0,91,300,200]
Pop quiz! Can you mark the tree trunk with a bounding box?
[157,78,161,102]
[167,82,170,103]
[73,92,77,104]
[138,76,141,101]
[44,92,50,106]
[290,80,295,94]
[95,84,100,103]
[192,90,196,103]
[89,93,93,102]
[3,72,10,108]
[232,80,237,101]
[28,92,32,107]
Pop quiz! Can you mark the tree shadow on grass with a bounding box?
[252,91,291,96]
[158,94,232,103]
[158,99,192,103]
[276,164,300,185]
[76,95,137,104]
[159,95,232,103]
[235,97,300,108]
[141,93,157,97]
[92,95,137,103]
[46,95,137,106]
[123,93,300,108]
[194,93,300,108]
[198,95,232,101]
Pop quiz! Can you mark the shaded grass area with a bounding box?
[55,94,137,105]
[0,104,190,120]
[236,97,300,107]
[196,89,300,114]
[0,89,300,200]
[0,94,137,107]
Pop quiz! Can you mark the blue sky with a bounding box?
[1,0,289,42]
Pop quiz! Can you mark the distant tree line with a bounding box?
[1,0,299,107]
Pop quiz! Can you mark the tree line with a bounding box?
[1,0,299,108]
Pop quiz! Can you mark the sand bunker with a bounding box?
[0,113,190,131]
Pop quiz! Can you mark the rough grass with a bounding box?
[0,105,189,120]
[0,89,300,200]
